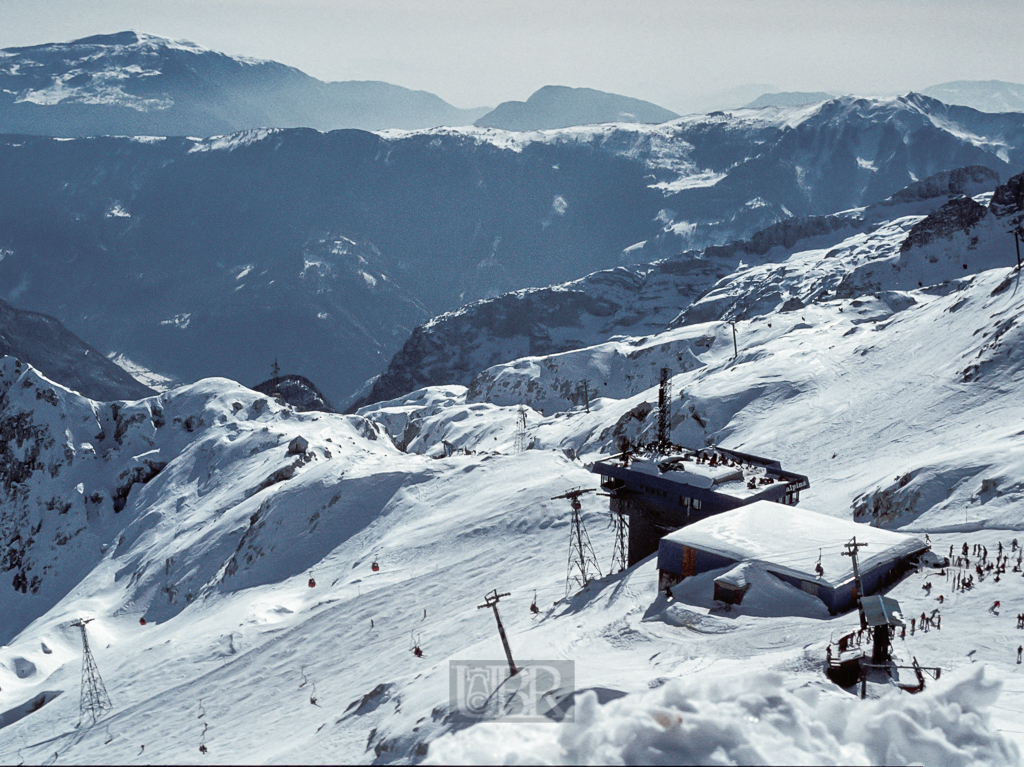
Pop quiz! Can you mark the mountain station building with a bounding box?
[591,447,810,566]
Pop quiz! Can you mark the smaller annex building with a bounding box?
[657,501,929,614]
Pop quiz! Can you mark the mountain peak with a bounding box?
[6,29,211,57]
[475,85,679,131]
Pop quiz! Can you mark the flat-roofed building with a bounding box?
[591,447,809,566]
[656,501,929,613]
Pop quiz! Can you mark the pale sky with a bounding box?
[1,0,1022,112]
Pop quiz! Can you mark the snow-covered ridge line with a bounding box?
[357,165,1010,409]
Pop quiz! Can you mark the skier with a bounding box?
[1018,645,1023,664]
[990,600,1001,613]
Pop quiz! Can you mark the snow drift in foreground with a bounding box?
[430,665,1017,766]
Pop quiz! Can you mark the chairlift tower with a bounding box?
[553,488,602,596]
[71,618,113,726]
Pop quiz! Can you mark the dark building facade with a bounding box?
[591,446,809,566]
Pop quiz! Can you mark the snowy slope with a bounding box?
[4,130,1024,767]
[2,343,1023,764]
[0,31,488,136]
[6,233,1024,763]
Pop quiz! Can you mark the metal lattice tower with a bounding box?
[514,406,529,454]
[72,619,113,726]
[610,497,629,574]
[553,488,602,596]
[656,368,672,449]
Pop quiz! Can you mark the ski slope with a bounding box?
[3,178,1024,764]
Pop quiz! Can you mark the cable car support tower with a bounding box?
[553,488,602,597]
[71,618,113,726]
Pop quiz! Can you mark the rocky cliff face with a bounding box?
[252,374,335,413]
[900,197,989,252]
[990,170,1024,220]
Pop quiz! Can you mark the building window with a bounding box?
[692,499,702,511]
[679,496,690,507]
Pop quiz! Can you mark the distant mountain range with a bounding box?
[474,85,679,131]
[0,31,489,136]
[0,296,153,401]
[2,93,1022,407]
[921,80,1024,114]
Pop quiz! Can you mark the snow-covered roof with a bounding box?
[661,501,928,588]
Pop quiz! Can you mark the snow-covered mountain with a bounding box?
[743,91,834,109]
[0,296,153,401]
[3,96,1024,407]
[2,159,1024,761]
[922,80,1024,115]
[474,85,679,131]
[0,31,488,136]
[251,374,335,413]
[355,165,1003,406]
